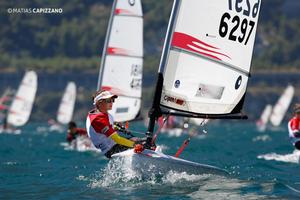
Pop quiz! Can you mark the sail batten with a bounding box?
[106,54,143,59]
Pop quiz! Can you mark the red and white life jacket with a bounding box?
[86,110,115,154]
[288,116,300,145]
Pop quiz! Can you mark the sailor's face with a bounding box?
[106,98,114,110]
[97,98,114,111]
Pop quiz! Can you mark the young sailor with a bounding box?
[86,90,144,158]
[288,104,300,150]
[66,121,87,143]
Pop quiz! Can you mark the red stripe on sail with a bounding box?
[171,32,231,61]
[107,47,129,56]
[115,9,133,15]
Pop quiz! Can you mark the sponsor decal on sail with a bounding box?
[174,80,180,88]
[116,107,129,113]
[163,94,186,106]
[196,83,224,100]
[128,0,135,6]
[171,32,231,61]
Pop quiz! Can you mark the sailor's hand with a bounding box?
[134,143,144,153]
[114,123,125,131]
[114,124,132,135]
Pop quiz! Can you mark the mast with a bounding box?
[146,0,181,140]
[97,0,118,90]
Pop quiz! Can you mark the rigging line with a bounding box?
[125,129,145,136]
[151,114,170,145]
[175,138,190,158]
[114,123,145,136]
[175,118,208,158]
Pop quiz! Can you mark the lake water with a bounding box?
[0,121,299,199]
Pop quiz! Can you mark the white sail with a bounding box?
[256,104,272,132]
[97,0,143,122]
[270,85,294,127]
[7,71,38,127]
[159,0,261,115]
[57,82,76,124]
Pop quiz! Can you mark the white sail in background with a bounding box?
[160,0,261,115]
[256,104,272,132]
[57,82,76,124]
[97,0,143,122]
[270,85,294,127]
[7,71,38,127]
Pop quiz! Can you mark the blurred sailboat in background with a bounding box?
[270,85,294,127]
[49,82,77,132]
[256,104,272,132]
[256,85,294,132]
[158,115,186,137]
[1,71,38,134]
[97,0,143,123]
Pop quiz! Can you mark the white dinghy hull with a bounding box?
[112,149,228,176]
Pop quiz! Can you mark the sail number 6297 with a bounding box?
[219,13,255,45]
[219,0,260,45]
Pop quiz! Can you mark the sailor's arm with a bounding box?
[110,132,134,147]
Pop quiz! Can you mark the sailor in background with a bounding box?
[288,104,300,150]
[86,90,145,158]
[66,121,88,143]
